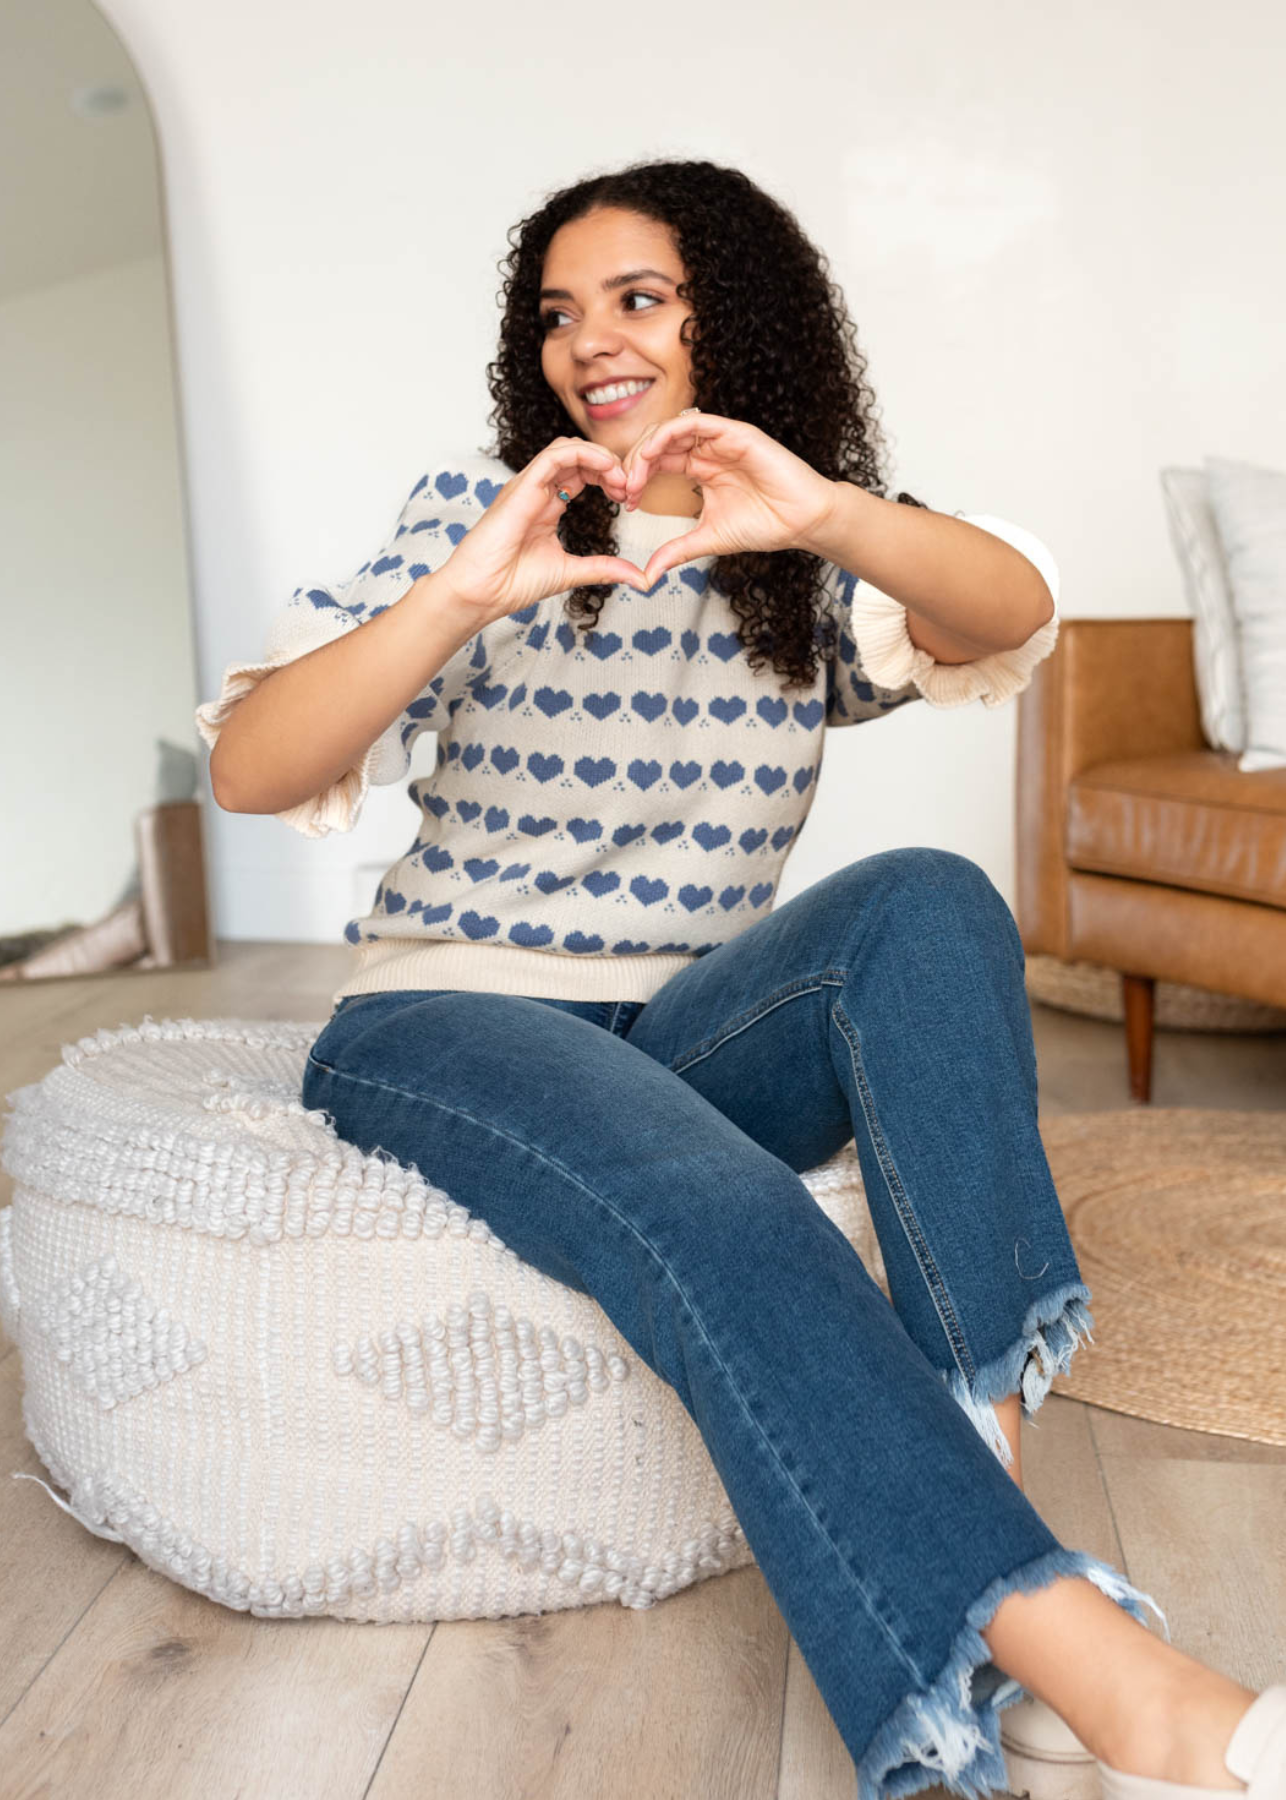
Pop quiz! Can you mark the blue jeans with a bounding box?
[301,848,1168,1800]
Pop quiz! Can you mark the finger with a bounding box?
[536,441,625,506]
[543,438,624,485]
[546,463,624,511]
[620,419,665,487]
[622,419,687,498]
[625,413,733,502]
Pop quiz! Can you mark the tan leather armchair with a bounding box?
[1015,619,1286,1103]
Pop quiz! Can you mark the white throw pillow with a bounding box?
[1205,455,1286,773]
[1159,467,1245,753]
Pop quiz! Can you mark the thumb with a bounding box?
[568,555,649,592]
[639,528,712,589]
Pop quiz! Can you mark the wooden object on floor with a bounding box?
[1122,972,1156,1104]
[135,799,213,968]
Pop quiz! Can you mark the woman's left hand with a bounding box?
[619,412,838,587]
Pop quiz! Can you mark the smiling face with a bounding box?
[539,205,699,514]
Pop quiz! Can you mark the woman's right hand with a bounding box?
[435,439,648,626]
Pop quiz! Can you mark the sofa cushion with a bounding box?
[1205,454,1286,774]
[1067,751,1286,912]
[1160,468,1246,754]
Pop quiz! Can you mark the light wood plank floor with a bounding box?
[2,943,1283,1800]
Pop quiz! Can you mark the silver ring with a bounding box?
[556,488,572,505]
[679,407,699,417]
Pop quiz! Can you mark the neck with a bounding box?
[636,474,701,518]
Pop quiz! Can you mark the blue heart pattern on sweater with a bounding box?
[327,460,942,961]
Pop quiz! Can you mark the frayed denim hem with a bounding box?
[937,1282,1096,1470]
[852,1546,1171,1800]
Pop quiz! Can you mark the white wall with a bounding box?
[0,252,196,930]
[97,0,1286,949]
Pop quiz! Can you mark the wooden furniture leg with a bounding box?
[1122,972,1156,1105]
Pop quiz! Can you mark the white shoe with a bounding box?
[1096,1684,1286,1798]
[1000,1690,1098,1800]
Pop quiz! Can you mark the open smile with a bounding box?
[581,378,655,419]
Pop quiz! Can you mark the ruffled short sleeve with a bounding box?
[194,460,508,837]
[823,512,1061,721]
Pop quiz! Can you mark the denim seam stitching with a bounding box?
[304,1054,924,1682]
[667,970,848,1072]
[829,998,976,1382]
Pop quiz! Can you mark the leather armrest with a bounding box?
[1015,619,1202,955]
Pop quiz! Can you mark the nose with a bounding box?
[569,306,626,364]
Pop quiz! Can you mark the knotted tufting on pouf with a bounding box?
[0,1016,889,1623]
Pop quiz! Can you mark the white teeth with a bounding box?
[584,379,652,405]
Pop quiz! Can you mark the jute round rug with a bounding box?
[1038,1108,1286,1446]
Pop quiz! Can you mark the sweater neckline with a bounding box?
[614,504,705,560]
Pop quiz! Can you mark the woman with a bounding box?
[197,159,1280,1799]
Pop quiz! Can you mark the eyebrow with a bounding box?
[538,268,678,302]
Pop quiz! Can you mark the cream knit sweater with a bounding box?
[195,454,1060,1009]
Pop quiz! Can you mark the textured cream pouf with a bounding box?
[0,1015,888,1623]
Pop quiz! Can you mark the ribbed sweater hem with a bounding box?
[330,939,701,1011]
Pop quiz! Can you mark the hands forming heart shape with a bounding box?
[616,411,839,590]
[437,414,841,629]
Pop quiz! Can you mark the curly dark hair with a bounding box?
[483,157,928,694]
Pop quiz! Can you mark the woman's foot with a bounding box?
[1097,1668,1259,1790]
[982,1576,1258,1792]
